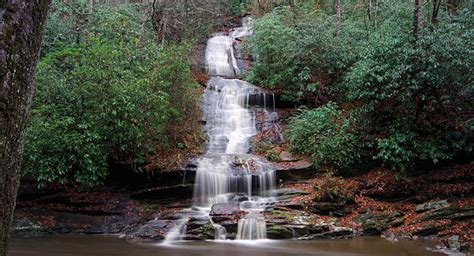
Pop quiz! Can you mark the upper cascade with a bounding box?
[205,35,241,78]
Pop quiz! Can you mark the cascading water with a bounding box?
[163,218,189,243]
[164,17,277,242]
[236,214,267,240]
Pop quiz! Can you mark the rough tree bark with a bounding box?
[431,0,441,25]
[413,0,424,44]
[367,0,372,21]
[0,1,51,255]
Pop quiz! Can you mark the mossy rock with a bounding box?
[415,206,474,223]
[354,211,404,235]
[300,227,353,240]
[361,221,389,235]
[186,224,215,240]
[307,224,330,234]
[389,217,405,227]
[266,224,294,239]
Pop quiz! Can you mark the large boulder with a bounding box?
[209,203,242,223]
[185,223,215,240]
[209,203,241,216]
[126,219,173,240]
[266,224,294,239]
[266,222,330,240]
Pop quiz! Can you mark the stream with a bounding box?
[10,235,447,256]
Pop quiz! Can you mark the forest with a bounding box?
[0,0,472,256]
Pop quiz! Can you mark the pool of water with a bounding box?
[9,235,447,256]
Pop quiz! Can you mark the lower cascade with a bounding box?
[163,17,277,242]
[163,218,189,243]
[236,214,267,240]
[213,224,227,240]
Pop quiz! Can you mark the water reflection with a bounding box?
[10,235,446,256]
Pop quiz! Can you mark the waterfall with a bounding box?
[213,224,227,240]
[236,214,267,240]
[164,17,277,242]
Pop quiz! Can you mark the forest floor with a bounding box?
[277,162,473,251]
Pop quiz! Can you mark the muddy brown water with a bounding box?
[9,235,448,256]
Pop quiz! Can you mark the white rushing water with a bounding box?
[163,218,189,244]
[236,214,267,240]
[164,17,276,242]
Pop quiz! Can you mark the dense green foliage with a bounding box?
[24,1,201,186]
[245,4,355,103]
[247,0,473,172]
[228,0,251,16]
[289,102,359,169]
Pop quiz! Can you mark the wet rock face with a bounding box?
[209,203,242,216]
[185,223,215,240]
[125,219,173,240]
[208,203,242,235]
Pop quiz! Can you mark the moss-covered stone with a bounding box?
[415,206,474,223]
[266,224,294,239]
[300,227,353,240]
[354,211,404,235]
[186,224,215,240]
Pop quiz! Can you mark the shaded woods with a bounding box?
[23,1,207,186]
[245,0,472,172]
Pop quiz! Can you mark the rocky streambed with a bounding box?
[12,162,474,254]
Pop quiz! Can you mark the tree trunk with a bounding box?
[431,0,441,25]
[0,1,51,255]
[413,0,424,44]
[367,0,372,21]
